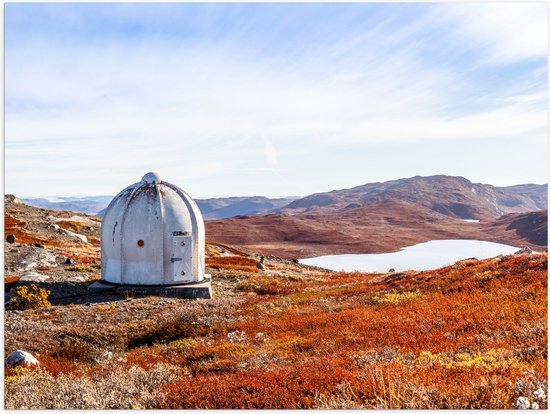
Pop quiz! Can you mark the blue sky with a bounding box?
[4,2,548,198]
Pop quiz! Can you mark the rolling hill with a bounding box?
[3,193,547,408]
[206,204,547,259]
[20,176,547,222]
[23,195,296,219]
[282,175,547,219]
[17,175,548,259]
[21,196,114,215]
[196,196,297,219]
[3,193,547,409]
[206,176,547,259]
[502,184,548,210]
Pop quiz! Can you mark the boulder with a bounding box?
[61,228,88,243]
[19,271,50,282]
[5,350,39,368]
[67,276,86,283]
[5,194,23,204]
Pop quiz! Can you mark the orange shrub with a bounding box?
[8,284,51,310]
[38,355,82,377]
[5,253,545,409]
[206,256,259,273]
[206,241,247,256]
[160,363,355,409]
[156,254,547,409]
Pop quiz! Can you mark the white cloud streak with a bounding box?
[435,2,547,65]
[262,133,278,169]
[6,39,544,145]
[4,3,547,195]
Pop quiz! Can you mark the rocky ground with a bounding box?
[4,194,328,353]
[3,195,547,409]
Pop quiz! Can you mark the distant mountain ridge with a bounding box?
[204,175,547,258]
[196,196,298,219]
[20,175,547,220]
[22,195,298,219]
[502,184,548,210]
[21,196,114,215]
[283,175,547,219]
[11,174,548,260]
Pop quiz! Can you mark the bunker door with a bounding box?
[172,235,193,282]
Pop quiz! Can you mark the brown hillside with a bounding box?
[206,201,547,259]
[283,175,543,219]
[3,194,547,409]
[488,210,548,246]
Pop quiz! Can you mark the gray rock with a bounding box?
[73,233,88,243]
[67,276,86,283]
[60,228,88,243]
[388,268,395,273]
[6,235,16,244]
[5,350,39,368]
[19,272,50,282]
[515,247,533,255]
[5,195,24,204]
[90,350,113,363]
[256,256,266,270]
[18,249,58,271]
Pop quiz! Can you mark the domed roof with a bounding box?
[142,171,161,184]
[100,172,205,285]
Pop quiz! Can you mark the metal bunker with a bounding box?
[95,172,211,298]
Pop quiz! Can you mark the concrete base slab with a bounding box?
[88,276,212,299]
[88,281,117,291]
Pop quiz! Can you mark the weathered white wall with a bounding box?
[100,173,205,285]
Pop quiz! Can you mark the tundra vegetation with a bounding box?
[4,248,547,409]
[8,284,52,310]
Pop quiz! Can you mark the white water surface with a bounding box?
[299,239,522,273]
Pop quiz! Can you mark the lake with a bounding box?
[299,239,523,273]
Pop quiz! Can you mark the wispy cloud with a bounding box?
[4,3,547,196]
[262,133,278,169]
[435,2,547,65]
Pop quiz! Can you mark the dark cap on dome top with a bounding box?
[142,172,162,184]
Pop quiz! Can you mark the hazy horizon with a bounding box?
[5,3,548,198]
[15,174,549,200]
